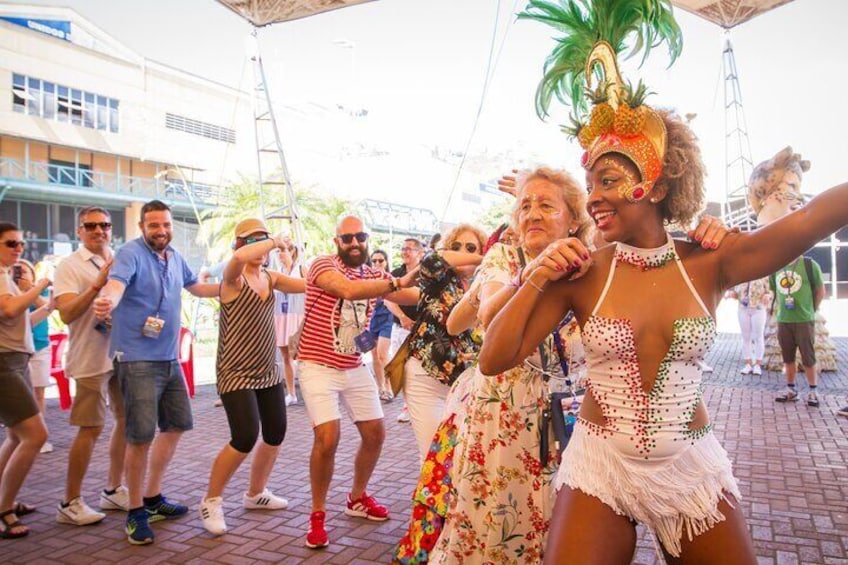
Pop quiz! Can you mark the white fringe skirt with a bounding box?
[554,422,741,558]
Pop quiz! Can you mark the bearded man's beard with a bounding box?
[338,244,368,267]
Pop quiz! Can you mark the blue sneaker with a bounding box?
[126,510,154,545]
[145,496,188,523]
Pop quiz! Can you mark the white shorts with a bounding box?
[28,347,51,388]
[298,361,384,428]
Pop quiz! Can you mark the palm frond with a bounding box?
[519,0,682,119]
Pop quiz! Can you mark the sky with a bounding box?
[6,0,848,222]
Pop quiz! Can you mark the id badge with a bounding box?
[142,316,165,339]
[353,330,376,353]
[785,295,795,310]
[560,392,584,442]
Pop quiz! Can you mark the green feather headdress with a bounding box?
[518,0,683,119]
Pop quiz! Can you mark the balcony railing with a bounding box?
[0,157,220,205]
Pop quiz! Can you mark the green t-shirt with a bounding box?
[770,257,822,323]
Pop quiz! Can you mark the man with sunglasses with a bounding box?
[53,207,129,527]
[92,200,219,545]
[0,222,50,538]
[297,215,416,549]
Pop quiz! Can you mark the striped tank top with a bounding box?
[216,270,282,395]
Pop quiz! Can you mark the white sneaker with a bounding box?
[40,441,54,454]
[100,486,130,511]
[243,488,288,510]
[397,407,410,423]
[199,496,227,536]
[752,365,762,376]
[740,364,753,375]
[285,394,297,406]
[57,497,106,526]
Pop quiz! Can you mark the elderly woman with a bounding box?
[402,223,487,461]
[395,168,590,564]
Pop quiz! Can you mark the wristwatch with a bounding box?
[388,277,399,292]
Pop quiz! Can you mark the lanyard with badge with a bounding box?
[142,252,168,339]
[782,258,802,311]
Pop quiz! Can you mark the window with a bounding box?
[70,89,82,125]
[109,99,119,133]
[84,92,95,128]
[10,73,119,132]
[43,81,56,120]
[165,113,236,144]
[12,74,26,112]
[27,77,41,116]
[96,95,107,131]
[57,85,69,122]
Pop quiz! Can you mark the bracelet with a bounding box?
[509,266,524,289]
[526,277,545,293]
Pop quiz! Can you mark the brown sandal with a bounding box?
[0,509,29,539]
[13,501,36,516]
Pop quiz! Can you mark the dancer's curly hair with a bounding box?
[653,110,706,229]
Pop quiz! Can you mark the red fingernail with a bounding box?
[582,254,589,260]
[695,235,702,242]
[573,260,581,267]
[711,241,718,249]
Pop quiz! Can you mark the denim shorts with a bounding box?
[116,360,193,444]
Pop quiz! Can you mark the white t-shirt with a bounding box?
[0,268,34,354]
[53,246,114,378]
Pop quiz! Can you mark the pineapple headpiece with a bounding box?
[519,0,682,202]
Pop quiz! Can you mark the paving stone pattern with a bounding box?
[8,333,848,564]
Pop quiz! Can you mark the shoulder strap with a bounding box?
[804,257,820,292]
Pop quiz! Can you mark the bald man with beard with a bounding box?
[296,215,417,550]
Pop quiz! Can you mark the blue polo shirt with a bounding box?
[108,238,197,362]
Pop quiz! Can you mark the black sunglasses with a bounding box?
[450,242,478,253]
[2,240,25,249]
[372,257,386,263]
[81,222,112,231]
[339,232,368,244]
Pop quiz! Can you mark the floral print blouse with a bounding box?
[408,252,479,386]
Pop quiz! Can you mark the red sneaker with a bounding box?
[305,510,329,549]
[345,492,390,522]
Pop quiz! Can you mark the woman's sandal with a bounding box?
[0,509,29,539]
[13,502,36,516]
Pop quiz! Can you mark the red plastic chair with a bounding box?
[48,333,73,410]
[179,327,195,398]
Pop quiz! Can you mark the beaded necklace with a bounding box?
[614,233,678,271]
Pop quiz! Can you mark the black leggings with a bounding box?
[221,383,287,453]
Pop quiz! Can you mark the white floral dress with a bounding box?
[428,243,585,565]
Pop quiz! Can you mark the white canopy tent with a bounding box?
[215,0,374,26]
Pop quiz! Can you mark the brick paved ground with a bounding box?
[7,334,848,564]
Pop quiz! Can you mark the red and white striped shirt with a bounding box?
[297,255,391,370]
